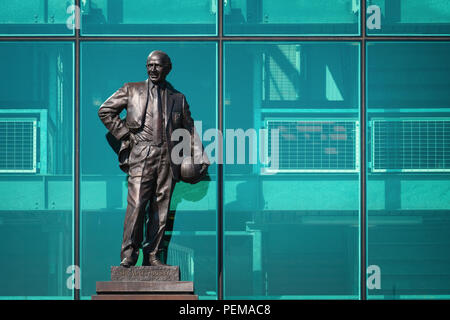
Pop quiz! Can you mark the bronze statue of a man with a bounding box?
[98,50,209,267]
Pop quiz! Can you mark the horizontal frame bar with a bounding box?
[1,36,450,42]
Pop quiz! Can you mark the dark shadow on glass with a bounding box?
[160,174,212,264]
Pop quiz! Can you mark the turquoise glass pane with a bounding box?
[224,42,360,299]
[367,42,450,299]
[0,42,74,298]
[0,0,75,35]
[81,0,216,35]
[224,0,360,35]
[367,0,450,35]
[81,42,217,299]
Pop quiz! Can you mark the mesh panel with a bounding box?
[0,119,36,173]
[372,119,450,172]
[266,45,299,101]
[266,119,359,173]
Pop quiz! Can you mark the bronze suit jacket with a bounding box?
[98,79,209,181]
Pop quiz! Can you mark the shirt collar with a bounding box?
[149,80,167,90]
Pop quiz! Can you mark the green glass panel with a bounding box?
[367,42,450,299]
[81,42,217,299]
[0,0,75,35]
[224,42,360,299]
[0,42,74,298]
[367,0,450,35]
[367,43,450,110]
[81,0,216,35]
[224,0,360,35]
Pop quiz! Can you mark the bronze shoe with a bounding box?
[148,256,169,267]
[119,257,136,268]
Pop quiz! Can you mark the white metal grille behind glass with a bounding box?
[372,119,450,172]
[265,119,359,173]
[0,119,37,173]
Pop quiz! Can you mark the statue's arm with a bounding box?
[181,95,210,168]
[181,94,195,135]
[98,83,130,141]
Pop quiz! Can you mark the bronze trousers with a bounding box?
[120,141,175,264]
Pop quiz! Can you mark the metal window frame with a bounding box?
[1,0,450,301]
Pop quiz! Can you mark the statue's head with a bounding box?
[146,50,172,84]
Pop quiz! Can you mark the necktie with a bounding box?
[152,85,163,145]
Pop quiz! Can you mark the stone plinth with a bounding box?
[92,266,197,300]
[91,294,197,300]
[96,281,193,293]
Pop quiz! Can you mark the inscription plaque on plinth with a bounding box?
[111,266,180,281]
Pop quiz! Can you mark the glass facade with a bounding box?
[0,0,75,35]
[223,42,360,298]
[367,42,450,299]
[1,1,450,300]
[367,0,450,35]
[80,42,217,299]
[81,0,217,35]
[0,42,74,298]
[224,0,360,35]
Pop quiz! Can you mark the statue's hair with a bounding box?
[147,50,172,67]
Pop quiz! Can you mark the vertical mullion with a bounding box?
[360,0,367,301]
[74,0,81,301]
[217,0,224,301]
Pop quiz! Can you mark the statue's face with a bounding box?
[147,53,171,84]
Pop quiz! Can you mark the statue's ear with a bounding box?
[165,64,172,75]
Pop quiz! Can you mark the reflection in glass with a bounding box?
[224,42,360,299]
[0,0,74,35]
[367,42,450,299]
[367,0,450,35]
[81,0,216,35]
[224,0,360,35]
[81,42,217,299]
[0,42,74,298]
